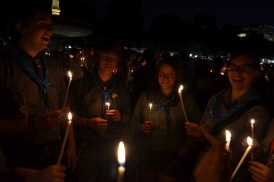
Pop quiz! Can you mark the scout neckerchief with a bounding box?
[210,87,261,136]
[93,72,117,114]
[151,93,175,126]
[5,44,49,100]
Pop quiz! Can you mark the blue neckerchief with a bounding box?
[5,43,49,100]
[151,94,175,126]
[209,87,261,126]
[93,72,117,114]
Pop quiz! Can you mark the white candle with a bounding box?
[149,103,152,121]
[231,136,253,180]
[63,71,73,111]
[106,102,110,111]
[225,130,231,151]
[57,112,72,164]
[117,141,125,182]
[251,119,255,161]
[178,85,188,122]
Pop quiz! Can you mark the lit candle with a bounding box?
[63,71,73,111]
[106,102,110,111]
[57,112,72,164]
[231,136,253,181]
[117,141,125,182]
[251,119,255,161]
[149,103,152,121]
[225,130,231,151]
[178,85,188,122]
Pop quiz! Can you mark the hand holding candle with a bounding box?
[178,85,188,122]
[63,71,72,111]
[225,130,231,151]
[57,112,72,164]
[117,141,125,182]
[231,136,253,180]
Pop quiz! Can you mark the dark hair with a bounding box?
[94,39,121,58]
[93,39,122,70]
[9,1,52,41]
[229,48,261,69]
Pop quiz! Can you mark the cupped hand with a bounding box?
[89,117,108,133]
[106,109,121,122]
[142,121,153,134]
[185,122,203,138]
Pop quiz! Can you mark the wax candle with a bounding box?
[149,103,152,121]
[62,71,72,111]
[106,102,110,111]
[231,136,252,180]
[225,130,231,151]
[57,112,72,164]
[251,119,255,161]
[117,141,125,182]
[178,85,188,122]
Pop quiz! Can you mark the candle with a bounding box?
[178,85,188,122]
[57,112,72,164]
[225,130,231,151]
[231,136,253,180]
[106,102,110,111]
[251,119,255,161]
[117,141,125,182]
[149,103,152,121]
[62,71,73,111]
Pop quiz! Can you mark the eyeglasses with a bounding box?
[227,64,255,73]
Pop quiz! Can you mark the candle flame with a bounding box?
[106,102,110,107]
[251,119,255,125]
[118,141,125,165]
[178,85,183,92]
[226,130,231,142]
[68,71,72,78]
[68,112,72,123]
[149,103,152,110]
[247,136,253,146]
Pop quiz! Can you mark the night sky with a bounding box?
[80,0,274,28]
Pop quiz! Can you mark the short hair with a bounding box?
[9,1,52,41]
[93,39,121,58]
[229,48,261,69]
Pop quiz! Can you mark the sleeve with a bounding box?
[129,93,147,135]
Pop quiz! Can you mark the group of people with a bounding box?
[0,2,274,182]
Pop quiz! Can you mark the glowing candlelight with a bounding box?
[117,141,125,182]
[149,103,152,121]
[225,130,231,151]
[178,85,188,122]
[231,136,253,180]
[106,102,110,111]
[251,119,255,161]
[57,112,72,164]
[63,71,72,111]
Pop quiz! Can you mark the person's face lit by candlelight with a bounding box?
[158,63,177,94]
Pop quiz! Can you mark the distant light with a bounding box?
[189,54,192,57]
[68,46,72,49]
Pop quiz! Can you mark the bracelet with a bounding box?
[86,118,90,127]
[28,117,36,131]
